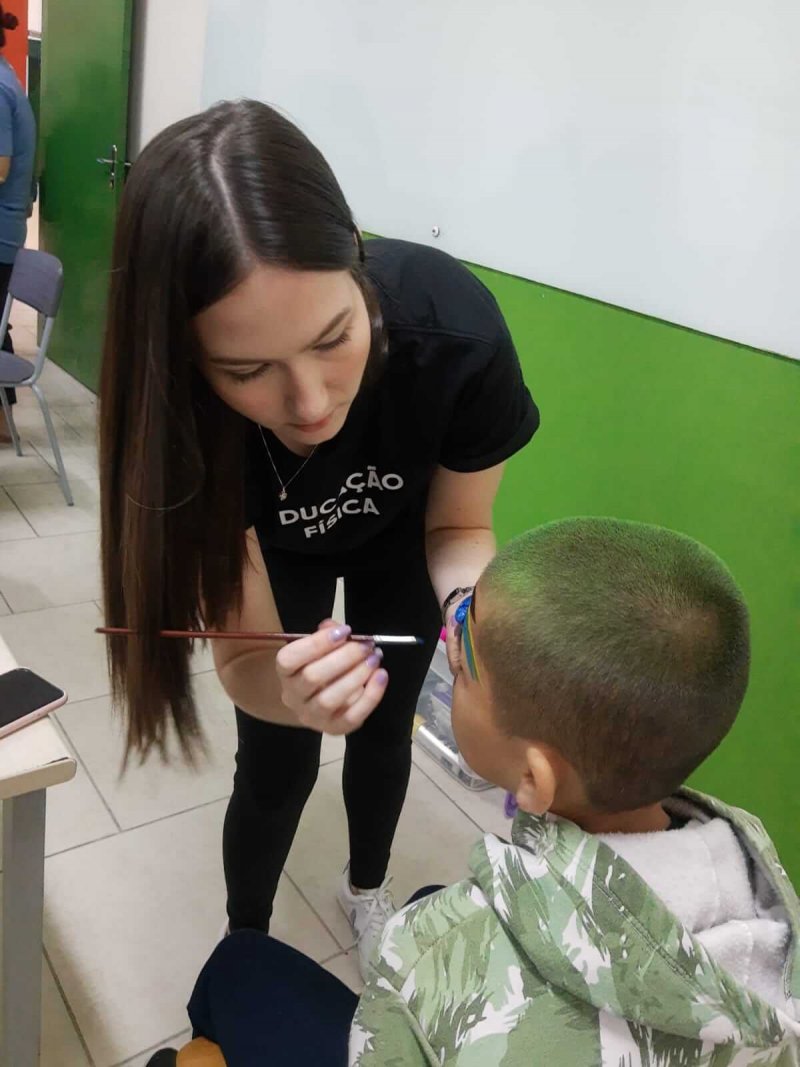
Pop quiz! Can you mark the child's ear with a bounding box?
[516,745,557,816]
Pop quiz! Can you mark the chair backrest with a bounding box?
[8,248,64,318]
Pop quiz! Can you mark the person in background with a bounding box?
[0,3,35,444]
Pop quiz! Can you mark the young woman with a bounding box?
[100,99,539,975]
[0,5,35,442]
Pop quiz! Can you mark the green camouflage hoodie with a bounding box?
[351,790,800,1065]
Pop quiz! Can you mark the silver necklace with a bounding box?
[258,425,318,502]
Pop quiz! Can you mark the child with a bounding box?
[351,517,800,1065]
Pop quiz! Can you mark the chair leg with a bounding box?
[31,383,73,506]
[0,387,23,456]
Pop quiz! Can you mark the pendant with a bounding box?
[279,489,288,501]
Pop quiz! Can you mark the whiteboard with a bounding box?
[203,0,800,360]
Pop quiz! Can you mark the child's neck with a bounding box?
[569,803,671,835]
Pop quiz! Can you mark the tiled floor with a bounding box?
[0,337,511,1063]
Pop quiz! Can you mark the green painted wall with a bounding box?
[466,261,799,879]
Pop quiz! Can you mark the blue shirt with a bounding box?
[0,57,35,264]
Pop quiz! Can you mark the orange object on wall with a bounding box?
[2,1,28,90]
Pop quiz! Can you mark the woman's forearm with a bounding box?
[425,526,497,614]
[216,647,301,726]
[220,527,497,717]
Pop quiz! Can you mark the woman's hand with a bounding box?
[275,620,389,735]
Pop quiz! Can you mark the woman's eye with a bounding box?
[226,364,271,383]
[316,330,351,353]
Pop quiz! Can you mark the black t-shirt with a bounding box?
[245,239,540,556]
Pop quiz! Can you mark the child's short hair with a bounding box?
[479,518,750,811]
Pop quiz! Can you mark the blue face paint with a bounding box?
[455,594,480,682]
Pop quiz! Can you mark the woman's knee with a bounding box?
[345,727,413,773]
[233,713,321,808]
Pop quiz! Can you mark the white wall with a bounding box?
[28,0,41,34]
[203,0,269,105]
[200,0,800,359]
[128,0,209,156]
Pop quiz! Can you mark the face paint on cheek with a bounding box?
[461,600,481,683]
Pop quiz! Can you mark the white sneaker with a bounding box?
[337,865,396,980]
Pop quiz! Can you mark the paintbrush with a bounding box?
[96,627,423,646]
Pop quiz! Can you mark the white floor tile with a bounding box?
[321,732,346,766]
[10,956,95,1067]
[5,477,99,536]
[0,486,34,540]
[8,398,82,452]
[0,529,100,612]
[6,386,94,438]
[57,673,237,831]
[285,760,482,950]
[120,1030,192,1067]
[45,718,118,856]
[44,800,338,1065]
[0,444,59,486]
[33,439,99,484]
[0,879,91,1065]
[50,402,98,445]
[412,746,512,839]
[34,363,96,407]
[41,956,93,1066]
[0,601,108,703]
[323,948,364,995]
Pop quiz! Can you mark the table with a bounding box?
[0,637,77,1067]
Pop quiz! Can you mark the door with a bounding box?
[39,0,133,391]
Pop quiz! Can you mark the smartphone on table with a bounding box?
[0,668,67,740]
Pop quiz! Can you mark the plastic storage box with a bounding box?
[413,639,492,792]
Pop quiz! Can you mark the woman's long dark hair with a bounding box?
[100,100,383,761]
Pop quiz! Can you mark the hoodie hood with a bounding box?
[470,789,800,1054]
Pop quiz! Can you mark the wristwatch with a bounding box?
[441,586,474,624]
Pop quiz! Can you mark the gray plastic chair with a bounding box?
[0,249,73,505]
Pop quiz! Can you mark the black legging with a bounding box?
[223,529,442,931]
[0,260,16,407]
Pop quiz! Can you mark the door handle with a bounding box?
[96,144,118,189]
[95,145,130,190]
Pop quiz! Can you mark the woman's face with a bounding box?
[195,263,372,453]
